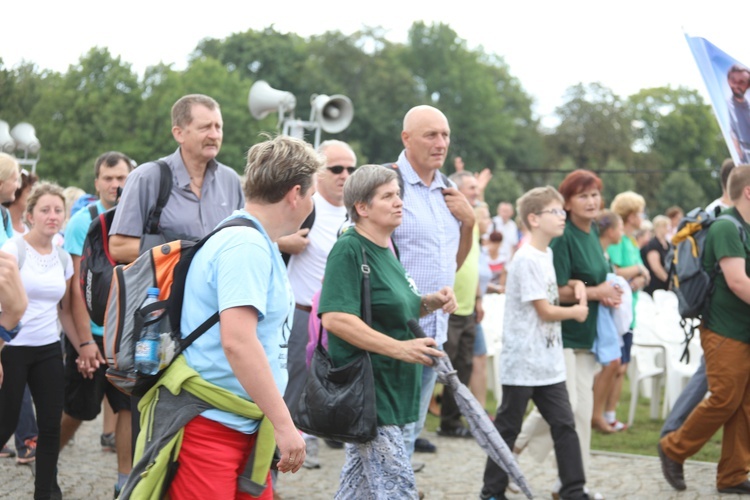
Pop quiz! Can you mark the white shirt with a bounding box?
[287,192,347,306]
[499,244,566,386]
[1,238,73,347]
[492,216,519,264]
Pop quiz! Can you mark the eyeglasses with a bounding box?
[536,209,567,218]
[327,165,356,175]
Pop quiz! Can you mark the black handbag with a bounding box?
[292,244,378,443]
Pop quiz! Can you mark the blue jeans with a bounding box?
[660,355,707,437]
[14,385,38,450]
[402,363,437,457]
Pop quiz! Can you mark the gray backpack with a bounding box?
[664,207,745,362]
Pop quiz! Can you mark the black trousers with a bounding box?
[481,383,586,500]
[0,342,64,500]
[440,313,476,430]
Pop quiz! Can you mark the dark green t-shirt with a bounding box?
[318,230,422,426]
[703,207,750,343]
[550,219,610,349]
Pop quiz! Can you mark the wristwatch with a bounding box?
[0,321,22,343]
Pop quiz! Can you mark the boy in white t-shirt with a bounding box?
[480,186,590,500]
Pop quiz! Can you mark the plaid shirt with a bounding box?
[391,150,460,346]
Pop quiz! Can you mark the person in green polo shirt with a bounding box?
[658,165,750,495]
[319,164,456,499]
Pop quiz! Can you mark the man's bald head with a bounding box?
[401,105,451,175]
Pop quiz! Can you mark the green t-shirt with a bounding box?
[318,230,423,426]
[607,235,643,329]
[551,219,610,349]
[703,207,750,343]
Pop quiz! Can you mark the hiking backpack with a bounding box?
[103,217,260,396]
[665,206,745,362]
[80,161,172,327]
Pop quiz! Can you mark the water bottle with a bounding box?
[134,287,162,375]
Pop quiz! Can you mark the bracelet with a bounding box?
[421,297,435,314]
[79,340,97,348]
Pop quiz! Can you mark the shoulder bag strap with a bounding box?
[360,244,372,326]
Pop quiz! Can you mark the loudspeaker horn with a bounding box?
[10,122,40,155]
[311,94,354,134]
[0,121,15,154]
[248,81,297,120]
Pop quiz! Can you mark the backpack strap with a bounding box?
[11,234,69,274]
[144,161,174,235]
[167,217,262,350]
[87,204,98,221]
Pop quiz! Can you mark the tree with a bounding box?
[656,171,707,215]
[29,48,141,189]
[547,83,633,172]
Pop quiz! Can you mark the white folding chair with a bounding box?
[627,342,667,427]
[481,293,505,405]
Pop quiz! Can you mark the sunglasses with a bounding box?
[327,165,356,175]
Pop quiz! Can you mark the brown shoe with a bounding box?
[657,442,686,491]
[718,480,750,494]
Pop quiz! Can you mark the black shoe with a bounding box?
[718,480,750,494]
[657,442,686,491]
[436,426,473,438]
[414,437,437,453]
[324,439,344,449]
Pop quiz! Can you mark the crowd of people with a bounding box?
[0,91,749,500]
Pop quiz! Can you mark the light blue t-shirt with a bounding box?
[181,211,292,434]
[0,206,13,246]
[63,201,106,336]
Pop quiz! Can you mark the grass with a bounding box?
[425,374,722,463]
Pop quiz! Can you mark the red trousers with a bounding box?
[660,327,750,489]
[168,416,273,500]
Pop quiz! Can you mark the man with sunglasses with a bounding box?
[278,140,356,468]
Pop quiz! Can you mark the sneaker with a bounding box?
[302,436,320,469]
[411,460,425,473]
[414,437,437,453]
[101,432,116,453]
[436,425,472,438]
[16,437,37,464]
[114,482,121,499]
[0,444,16,458]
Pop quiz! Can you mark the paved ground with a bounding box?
[0,414,740,499]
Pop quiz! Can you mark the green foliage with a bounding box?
[483,167,524,210]
[0,23,730,209]
[656,171,708,214]
[599,159,637,207]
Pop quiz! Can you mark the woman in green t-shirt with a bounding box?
[319,164,456,499]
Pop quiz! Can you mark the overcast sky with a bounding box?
[3,1,748,127]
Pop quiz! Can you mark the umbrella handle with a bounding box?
[407,319,427,339]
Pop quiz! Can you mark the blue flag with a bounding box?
[685,34,750,164]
